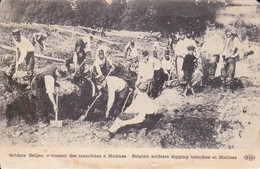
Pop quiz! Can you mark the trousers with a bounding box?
[221,57,236,83]
[25,51,35,78]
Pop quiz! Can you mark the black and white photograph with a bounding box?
[0,0,259,168]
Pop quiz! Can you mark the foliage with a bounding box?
[0,0,225,33]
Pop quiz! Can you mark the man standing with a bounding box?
[152,41,160,59]
[221,26,242,89]
[66,38,90,72]
[174,29,199,82]
[149,48,167,98]
[12,29,35,83]
[182,45,197,96]
[161,49,174,83]
[162,49,173,87]
[95,75,129,119]
[124,41,138,76]
[167,33,174,51]
[201,23,224,85]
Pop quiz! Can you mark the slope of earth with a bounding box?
[0,22,259,149]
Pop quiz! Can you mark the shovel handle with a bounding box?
[55,92,59,121]
[106,67,114,78]
[73,59,88,77]
[120,88,133,114]
[78,93,102,121]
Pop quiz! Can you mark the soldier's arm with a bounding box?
[121,113,146,127]
[106,87,115,118]
[109,113,146,133]
[73,52,78,71]
[93,60,103,76]
[17,48,28,65]
[230,38,242,59]
[44,75,58,112]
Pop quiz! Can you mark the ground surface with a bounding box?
[0,4,259,149]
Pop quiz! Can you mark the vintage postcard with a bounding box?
[0,0,259,168]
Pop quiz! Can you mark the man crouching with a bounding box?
[95,75,130,119]
[31,65,66,123]
[99,51,154,140]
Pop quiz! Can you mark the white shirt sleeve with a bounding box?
[93,59,103,76]
[231,37,242,58]
[106,86,115,113]
[16,36,34,65]
[44,75,55,94]
[174,41,182,56]
[73,53,78,70]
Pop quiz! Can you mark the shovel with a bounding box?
[72,59,88,77]
[50,92,63,127]
[120,88,133,114]
[78,92,102,121]
[77,67,113,121]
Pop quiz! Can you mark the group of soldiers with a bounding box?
[1,23,247,140]
[171,24,244,94]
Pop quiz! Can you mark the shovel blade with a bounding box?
[78,115,86,121]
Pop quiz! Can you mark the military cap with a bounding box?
[12,29,20,35]
[187,45,195,50]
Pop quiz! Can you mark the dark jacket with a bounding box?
[182,54,197,73]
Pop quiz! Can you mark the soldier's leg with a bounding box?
[25,52,35,88]
[221,58,229,89]
[176,56,184,81]
[209,54,219,81]
[116,85,129,114]
[227,58,236,82]
[109,113,146,133]
[25,52,35,77]
[200,53,209,84]
[181,70,188,96]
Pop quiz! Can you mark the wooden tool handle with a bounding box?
[55,92,59,121]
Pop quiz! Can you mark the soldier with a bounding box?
[106,86,154,138]
[200,23,224,85]
[181,45,198,96]
[124,41,137,59]
[31,65,66,123]
[174,29,199,82]
[161,49,174,86]
[167,33,174,51]
[32,30,50,52]
[124,42,139,81]
[65,38,91,83]
[149,47,168,98]
[12,29,35,84]
[100,52,155,140]
[95,75,130,119]
[152,41,159,59]
[221,26,242,89]
[136,50,154,95]
[93,46,115,78]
